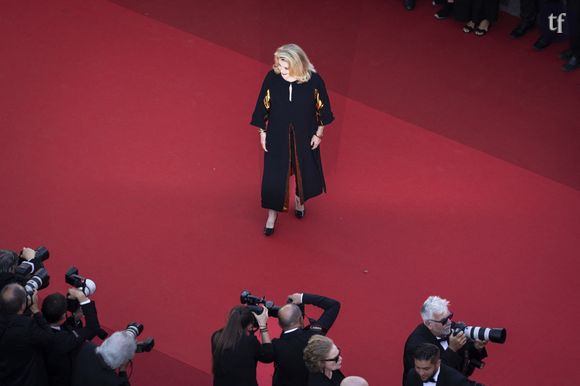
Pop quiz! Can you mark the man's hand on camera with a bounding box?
[449,330,467,352]
[21,247,36,261]
[287,293,303,305]
[473,339,487,351]
[29,290,40,313]
[252,305,269,328]
[68,288,89,303]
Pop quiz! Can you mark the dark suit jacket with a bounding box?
[307,370,345,386]
[402,324,487,385]
[70,342,130,386]
[44,301,101,386]
[0,312,54,386]
[404,364,471,386]
[272,294,340,386]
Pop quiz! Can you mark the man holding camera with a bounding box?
[405,343,473,386]
[42,287,102,386]
[271,292,341,386]
[71,329,136,386]
[402,296,487,386]
[0,283,55,386]
[0,247,36,289]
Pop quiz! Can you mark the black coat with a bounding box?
[0,312,54,386]
[251,70,334,211]
[70,342,130,386]
[44,301,102,386]
[404,364,472,386]
[271,294,341,386]
[402,324,487,386]
[307,370,345,386]
[211,332,273,386]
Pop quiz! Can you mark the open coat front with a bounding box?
[250,70,334,211]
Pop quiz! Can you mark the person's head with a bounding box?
[212,306,256,373]
[278,303,303,331]
[0,249,18,273]
[0,283,27,315]
[96,331,136,370]
[42,293,67,324]
[413,343,441,382]
[340,376,369,386]
[303,335,342,374]
[421,296,453,338]
[273,43,316,83]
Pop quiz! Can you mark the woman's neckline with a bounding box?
[280,74,297,83]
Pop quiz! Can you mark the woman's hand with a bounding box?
[252,305,269,327]
[260,131,268,152]
[310,135,321,150]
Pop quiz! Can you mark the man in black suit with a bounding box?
[0,283,54,386]
[405,343,474,386]
[42,288,102,386]
[402,296,487,386]
[271,292,340,386]
[71,330,136,386]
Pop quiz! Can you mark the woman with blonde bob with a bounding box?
[251,43,334,235]
[303,335,345,386]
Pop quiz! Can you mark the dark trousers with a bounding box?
[454,0,500,22]
[569,0,580,55]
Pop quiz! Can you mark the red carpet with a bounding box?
[1,1,579,385]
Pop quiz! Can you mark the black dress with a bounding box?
[307,370,345,386]
[251,70,334,211]
[211,331,274,386]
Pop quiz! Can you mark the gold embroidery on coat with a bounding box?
[314,89,324,125]
[263,89,271,111]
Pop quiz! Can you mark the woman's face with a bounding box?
[322,344,342,371]
[277,59,291,77]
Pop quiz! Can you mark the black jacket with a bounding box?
[307,370,345,386]
[0,312,54,386]
[404,364,472,386]
[70,341,130,386]
[272,294,340,386]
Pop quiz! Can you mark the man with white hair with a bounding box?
[71,330,136,386]
[402,296,487,385]
[341,375,369,386]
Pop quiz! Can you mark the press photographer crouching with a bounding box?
[0,283,54,386]
[70,322,151,386]
[212,304,273,386]
[41,275,103,386]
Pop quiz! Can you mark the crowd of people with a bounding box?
[0,247,143,386]
[212,293,496,386]
[403,0,580,72]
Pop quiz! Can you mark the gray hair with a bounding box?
[0,250,18,273]
[96,331,136,369]
[341,376,369,386]
[420,296,450,321]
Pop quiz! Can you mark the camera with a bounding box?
[15,246,50,281]
[126,322,155,353]
[451,321,507,344]
[65,266,96,313]
[240,290,282,318]
[23,267,50,297]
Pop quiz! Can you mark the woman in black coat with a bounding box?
[303,335,345,386]
[251,43,334,236]
[211,306,273,386]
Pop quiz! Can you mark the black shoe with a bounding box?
[562,56,579,72]
[533,36,552,51]
[263,216,277,236]
[510,22,534,39]
[560,49,573,61]
[404,0,415,10]
[294,197,305,219]
[434,3,453,19]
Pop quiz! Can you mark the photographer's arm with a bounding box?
[252,306,274,363]
[296,293,341,333]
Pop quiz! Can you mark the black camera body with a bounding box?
[126,322,155,353]
[240,290,283,318]
[451,321,507,344]
[65,266,96,312]
[16,247,51,299]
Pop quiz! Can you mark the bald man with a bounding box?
[272,292,340,386]
[341,376,369,386]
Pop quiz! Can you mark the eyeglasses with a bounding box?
[430,313,453,325]
[323,348,341,363]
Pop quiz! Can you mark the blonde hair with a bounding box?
[303,335,334,373]
[273,43,316,83]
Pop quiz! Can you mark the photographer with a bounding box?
[212,305,273,386]
[402,296,487,386]
[272,292,340,386]
[0,248,35,289]
[0,283,54,386]
[42,288,102,386]
[405,343,473,386]
[71,330,136,386]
